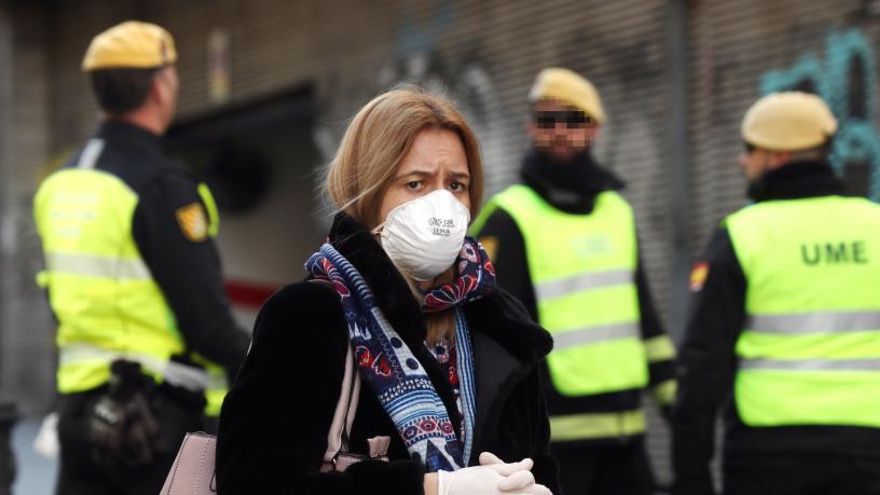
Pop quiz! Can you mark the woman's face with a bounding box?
[377,128,471,225]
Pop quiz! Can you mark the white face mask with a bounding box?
[374,189,471,281]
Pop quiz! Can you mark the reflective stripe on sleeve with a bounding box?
[651,379,677,406]
[644,335,676,362]
[536,269,633,301]
[549,409,645,441]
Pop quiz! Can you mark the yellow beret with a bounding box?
[741,92,837,151]
[82,21,177,72]
[529,68,606,123]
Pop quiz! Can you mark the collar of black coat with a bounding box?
[326,212,553,365]
[97,120,164,149]
[747,160,847,202]
[520,148,625,214]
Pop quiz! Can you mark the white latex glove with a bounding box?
[479,452,534,475]
[479,452,553,495]
[437,465,508,495]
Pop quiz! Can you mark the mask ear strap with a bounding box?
[370,223,385,235]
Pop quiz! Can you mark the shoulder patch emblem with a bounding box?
[176,202,208,242]
[479,235,499,261]
[689,262,709,292]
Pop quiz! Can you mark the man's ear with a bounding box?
[150,71,171,106]
[770,150,792,168]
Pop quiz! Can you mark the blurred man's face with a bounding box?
[739,143,788,183]
[528,99,599,162]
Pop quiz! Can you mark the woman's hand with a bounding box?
[426,452,552,495]
[479,452,553,494]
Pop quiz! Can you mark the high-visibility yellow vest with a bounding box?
[726,195,880,428]
[33,141,229,416]
[473,185,648,395]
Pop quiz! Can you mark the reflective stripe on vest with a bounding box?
[740,358,880,371]
[535,269,632,300]
[747,310,880,334]
[727,195,880,428]
[60,343,212,391]
[549,409,645,442]
[44,252,152,280]
[552,322,640,350]
[472,185,648,400]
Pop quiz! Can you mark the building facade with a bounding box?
[2,0,879,481]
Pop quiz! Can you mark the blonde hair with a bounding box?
[326,87,483,344]
[326,86,484,228]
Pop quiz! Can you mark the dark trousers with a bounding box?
[55,387,202,495]
[724,453,880,495]
[552,439,655,495]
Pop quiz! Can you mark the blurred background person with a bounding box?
[471,68,677,495]
[32,21,249,495]
[216,87,558,495]
[672,92,880,494]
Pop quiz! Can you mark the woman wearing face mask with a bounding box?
[215,87,559,495]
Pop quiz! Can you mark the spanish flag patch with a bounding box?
[175,202,208,242]
[689,262,709,292]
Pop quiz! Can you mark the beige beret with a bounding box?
[741,92,838,151]
[82,21,177,72]
[529,68,606,124]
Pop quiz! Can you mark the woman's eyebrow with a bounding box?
[395,169,434,179]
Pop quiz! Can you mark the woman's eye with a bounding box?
[406,181,422,190]
[450,181,467,192]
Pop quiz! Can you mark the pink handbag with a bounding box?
[160,344,389,494]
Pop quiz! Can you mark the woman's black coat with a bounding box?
[216,214,560,494]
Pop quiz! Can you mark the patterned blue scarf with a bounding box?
[306,238,495,471]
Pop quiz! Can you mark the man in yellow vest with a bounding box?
[672,91,880,494]
[33,22,249,495]
[471,68,677,495]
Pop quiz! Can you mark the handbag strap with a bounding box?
[311,279,362,465]
[324,346,361,462]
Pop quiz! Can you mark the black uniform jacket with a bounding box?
[672,161,880,495]
[215,213,561,495]
[475,149,675,443]
[65,121,249,380]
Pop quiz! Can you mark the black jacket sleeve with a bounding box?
[672,227,746,495]
[473,208,538,321]
[528,366,561,495]
[215,282,425,495]
[635,238,678,409]
[132,171,250,377]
